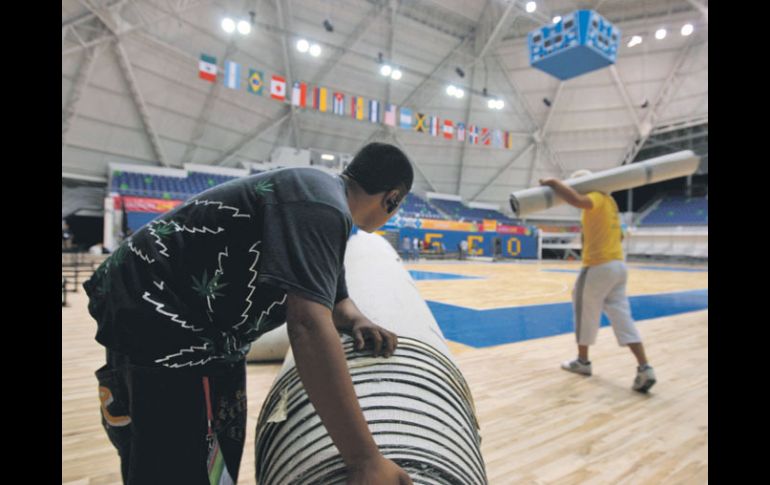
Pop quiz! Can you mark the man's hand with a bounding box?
[538,178,594,210]
[347,455,413,485]
[350,317,398,358]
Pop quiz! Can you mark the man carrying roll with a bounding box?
[540,171,656,393]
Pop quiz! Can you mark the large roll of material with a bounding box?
[246,324,289,362]
[254,231,487,484]
[509,150,700,217]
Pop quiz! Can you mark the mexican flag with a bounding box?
[199,54,217,82]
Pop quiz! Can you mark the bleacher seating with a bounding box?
[111,170,238,200]
[397,193,446,219]
[427,198,519,224]
[639,196,708,226]
[111,167,522,228]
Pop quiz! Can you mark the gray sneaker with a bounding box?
[633,365,657,393]
[561,359,592,376]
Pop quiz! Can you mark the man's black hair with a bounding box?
[342,142,414,195]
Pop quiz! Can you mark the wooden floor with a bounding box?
[62,261,707,484]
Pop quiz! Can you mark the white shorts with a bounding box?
[572,260,642,347]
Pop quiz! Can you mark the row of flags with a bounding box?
[199,54,517,148]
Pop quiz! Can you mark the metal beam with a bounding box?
[62,171,109,184]
[62,44,104,144]
[526,142,539,187]
[385,0,397,107]
[619,34,704,165]
[308,2,389,86]
[539,81,563,139]
[469,143,534,201]
[398,36,469,107]
[114,41,170,166]
[391,134,438,193]
[685,0,708,23]
[609,65,641,133]
[492,53,566,176]
[78,0,170,166]
[455,60,477,195]
[474,1,518,62]
[213,111,292,166]
[275,0,301,149]
[641,130,708,150]
[180,40,238,164]
[63,0,209,56]
[651,115,708,135]
[493,54,538,133]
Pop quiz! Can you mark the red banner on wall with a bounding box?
[122,196,183,213]
[497,224,533,236]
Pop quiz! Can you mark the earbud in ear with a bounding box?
[386,199,398,214]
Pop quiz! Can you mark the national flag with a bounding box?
[399,107,413,129]
[504,131,514,149]
[492,129,503,148]
[384,104,397,126]
[351,96,365,120]
[456,122,466,142]
[291,81,307,107]
[414,113,428,133]
[312,87,328,112]
[468,125,479,144]
[480,127,491,146]
[429,116,440,136]
[333,92,345,115]
[223,60,241,89]
[270,75,286,101]
[199,54,217,82]
[368,100,380,123]
[442,119,454,139]
[248,69,263,95]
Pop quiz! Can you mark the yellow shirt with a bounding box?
[581,192,624,267]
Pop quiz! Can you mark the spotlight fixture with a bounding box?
[237,20,251,35]
[296,39,309,53]
[309,44,322,57]
[380,64,393,76]
[455,67,465,78]
[526,2,537,13]
[221,17,235,33]
[323,19,334,32]
[627,35,643,47]
[390,69,402,80]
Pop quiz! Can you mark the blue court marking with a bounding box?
[632,265,708,273]
[428,289,708,348]
[542,267,708,274]
[408,270,484,281]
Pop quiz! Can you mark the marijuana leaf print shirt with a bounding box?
[84,168,352,370]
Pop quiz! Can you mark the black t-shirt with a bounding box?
[84,167,352,369]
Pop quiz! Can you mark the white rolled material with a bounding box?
[509,150,700,217]
[254,231,486,484]
[246,324,290,362]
